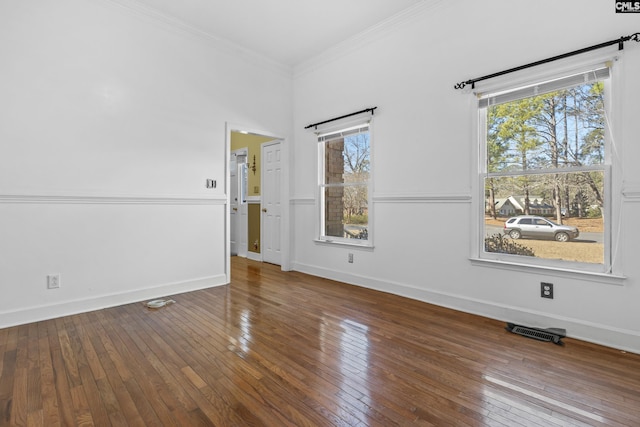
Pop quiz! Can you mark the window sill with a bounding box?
[469,258,626,286]
[313,239,374,251]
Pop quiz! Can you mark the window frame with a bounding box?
[316,120,373,247]
[473,57,620,276]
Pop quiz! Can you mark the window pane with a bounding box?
[487,82,605,173]
[323,185,368,240]
[484,171,604,264]
[319,123,371,244]
[324,133,370,185]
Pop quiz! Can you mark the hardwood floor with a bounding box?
[1,258,639,426]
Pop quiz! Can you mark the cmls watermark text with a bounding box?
[616,1,640,12]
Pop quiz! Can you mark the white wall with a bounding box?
[3,0,638,354]
[291,0,640,352]
[0,0,292,326]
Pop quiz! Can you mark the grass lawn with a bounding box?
[485,216,604,264]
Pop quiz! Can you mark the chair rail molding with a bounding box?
[373,192,471,204]
[0,191,227,205]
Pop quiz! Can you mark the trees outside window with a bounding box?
[480,69,608,267]
[319,124,371,244]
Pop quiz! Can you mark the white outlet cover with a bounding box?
[47,274,60,289]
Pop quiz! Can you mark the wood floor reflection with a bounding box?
[1,257,639,426]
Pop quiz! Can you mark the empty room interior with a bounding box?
[2,0,640,425]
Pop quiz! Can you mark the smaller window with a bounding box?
[318,123,371,245]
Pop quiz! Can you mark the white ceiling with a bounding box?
[129,0,425,67]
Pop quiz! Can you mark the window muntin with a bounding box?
[318,124,371,244]
[480,69,609,269]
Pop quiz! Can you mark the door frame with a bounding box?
[225,123,290,283]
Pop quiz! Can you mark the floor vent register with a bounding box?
[506,323,566,346]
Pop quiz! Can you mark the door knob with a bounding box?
[232,207,238,211]
[262,208,267,212]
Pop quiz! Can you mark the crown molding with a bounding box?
[99,0,293,77]
[294,0,447,78]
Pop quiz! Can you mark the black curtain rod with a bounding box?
[454,32,640,90]
[304,107,377,130]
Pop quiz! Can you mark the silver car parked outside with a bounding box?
[503,215,579,242]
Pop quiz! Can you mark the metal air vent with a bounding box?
[506,323,566,346]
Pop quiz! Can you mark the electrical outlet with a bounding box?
[541,282,553,299]
[348,253,354,263]
[47,274,61,289]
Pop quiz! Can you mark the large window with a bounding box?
[318,123,371,245]
[479,66,610,271]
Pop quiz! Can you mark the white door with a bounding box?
[261,141,282,265]
[230,149,248,257]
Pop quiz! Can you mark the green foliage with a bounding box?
[585,207,602,218]
[347,214,368,225]
[485,233,536,257]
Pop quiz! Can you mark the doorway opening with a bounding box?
[227,126,286,280]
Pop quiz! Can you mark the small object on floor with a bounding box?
[506,322,566,346]
[145,298,176,309]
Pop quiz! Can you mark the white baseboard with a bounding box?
[0,274,228,329]
[291,262,640,354]
[247,252,262,262]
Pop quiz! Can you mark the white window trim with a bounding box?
[470,53,624,278]
[315,119,374,248]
